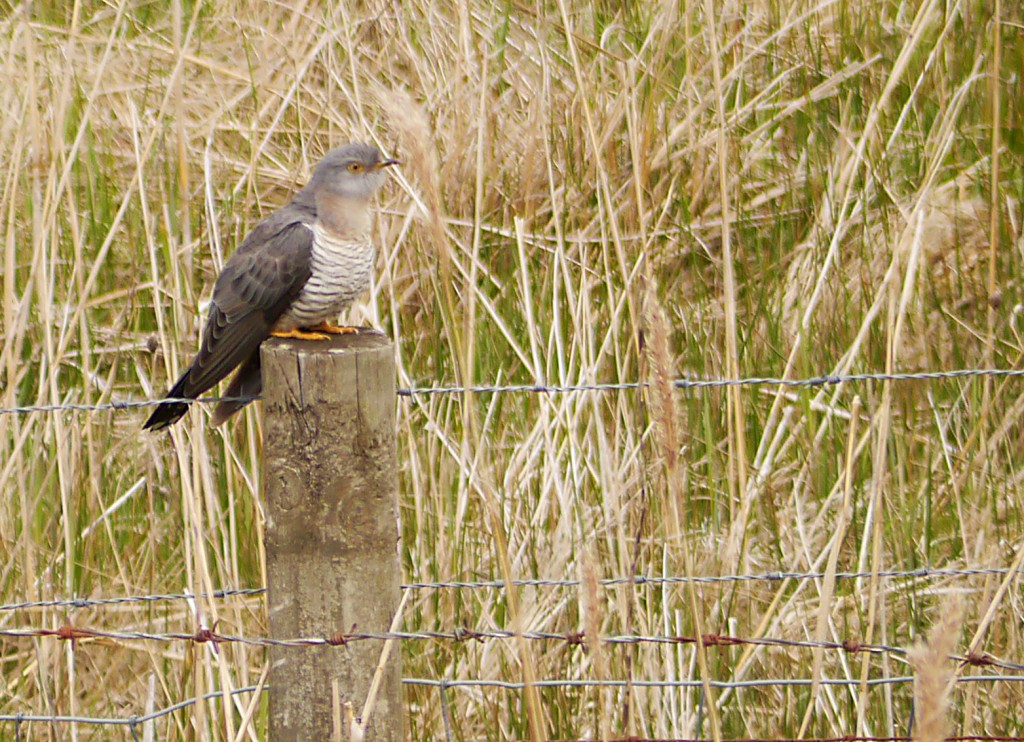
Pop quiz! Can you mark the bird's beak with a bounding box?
[373,159,401,171]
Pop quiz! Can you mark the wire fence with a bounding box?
[2,565,1023,735]
[3,366,1024,417]
[4,368,1024,737]
[0,564,1022,731]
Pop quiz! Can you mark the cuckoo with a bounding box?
[144,142,398,431]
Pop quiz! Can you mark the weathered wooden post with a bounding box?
[261,332,401,741]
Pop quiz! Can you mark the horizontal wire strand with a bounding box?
[5,679,1024,732]
[4,367,1024,416]
[4,565,1017,612]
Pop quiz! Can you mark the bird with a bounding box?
[143,142,398,431]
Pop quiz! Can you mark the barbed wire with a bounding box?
[2,623,1022,672]
[0,625,885,653]
[4,367,1024,417]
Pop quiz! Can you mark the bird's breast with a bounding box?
[274,222,375,330]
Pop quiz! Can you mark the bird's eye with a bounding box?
[347,162,364,173]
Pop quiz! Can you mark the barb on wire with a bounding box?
[4,367,1024,416]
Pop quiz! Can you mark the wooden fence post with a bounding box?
[261,332,401,742]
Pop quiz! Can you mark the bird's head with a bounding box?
[309,142,399,201]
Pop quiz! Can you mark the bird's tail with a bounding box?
[143,375,193,431]
[210,353,261,427]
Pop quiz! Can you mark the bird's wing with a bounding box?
[176,217,313,397]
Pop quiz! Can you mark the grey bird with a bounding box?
[144,143,398,431]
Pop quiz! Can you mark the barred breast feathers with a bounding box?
[309,222,375,285]
[273,221,375,330]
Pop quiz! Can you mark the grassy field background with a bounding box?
[1,0,1022,739]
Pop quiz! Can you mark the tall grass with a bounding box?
[1,0,1021,739]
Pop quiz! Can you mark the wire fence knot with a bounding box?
[326,631,350,647]
[191,628,224,646]
[453,626,485,643]
[564,631,586,649]
[702,634,743,647]
[52,624,91,647]
[128,715,142,742]
[963,652,995,667]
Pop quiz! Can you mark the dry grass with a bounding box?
[908,596,962,742]
[1,0,1023,739]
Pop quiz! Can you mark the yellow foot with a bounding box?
[308,322,360,335]
[270,327,330,341]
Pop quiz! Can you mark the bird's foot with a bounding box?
[307,322,360,335]
[270,327,331,341]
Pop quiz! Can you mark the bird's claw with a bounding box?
[308,322,360,335]
[270,328,331,341]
